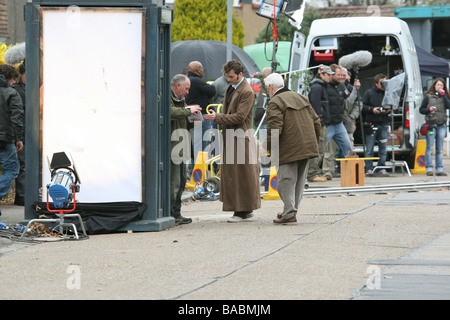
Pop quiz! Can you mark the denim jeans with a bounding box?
[326,122,352,159]
[365,124,389,171]
[425,124,447,173]
[0,143,20,199]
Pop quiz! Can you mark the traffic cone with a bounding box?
[262,166,281,200]
[410,140,427,174]
[186,152,208,190]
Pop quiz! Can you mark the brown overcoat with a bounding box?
[266,87,321,166]
[214,78,261,212]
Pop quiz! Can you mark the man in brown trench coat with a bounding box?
[264,73,321,224]
[204,60,261,222]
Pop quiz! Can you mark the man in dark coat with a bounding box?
[170,74,201,224]
[12,61,26,206]
[362,73,390,176]
[264,73,321,224]
[0,65,24,215]
[186,61,216,169]
[307,65,333,183]
[204,60,261,222]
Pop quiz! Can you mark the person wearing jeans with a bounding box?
[419,78,450,176]
[362,73,390,176]
[424,124,447,175]
[0,143,20,200]
[0,65,24,215]
[364,124,389,173]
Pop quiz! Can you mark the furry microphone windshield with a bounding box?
[338,50,372,70]
[4,42,26,65]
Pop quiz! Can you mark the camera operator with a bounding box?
[362,73,390,177]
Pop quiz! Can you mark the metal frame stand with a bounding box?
[20,184,87,240]
[20,213,87,240]
[373,111,411,176]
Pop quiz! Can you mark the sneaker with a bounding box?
[377,170,390,177]
[174,215,192,225]
[436,172,448,176]
[426,171,434,176]
[311,176,327,182]
[366,170,373,177]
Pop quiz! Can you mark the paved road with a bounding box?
[0,158,450,302]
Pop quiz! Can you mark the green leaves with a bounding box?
[172,0,245,48]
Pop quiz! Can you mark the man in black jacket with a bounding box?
[322,64,353,179]
[362,73,390,176]
[306,65,333,183]
[0,65,24,214]
[12,61,26,206]
[185,61,216,171]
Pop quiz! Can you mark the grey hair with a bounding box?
[171,74,188,87]
[264,73,284,88]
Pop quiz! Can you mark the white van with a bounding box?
[289,16,424,167]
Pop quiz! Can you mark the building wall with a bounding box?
[0,1,9,42]
[234,3,269,46]
[5,0,30,45]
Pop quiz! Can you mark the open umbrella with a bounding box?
[170,40,260,81]
[244,41,292,72]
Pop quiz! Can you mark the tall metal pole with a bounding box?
[227,0,232,61]
[271,0,278,72]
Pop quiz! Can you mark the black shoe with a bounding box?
[436,172,448,176]
[426,172,434,176]
[234,211,253,219]
[174,215,192,225]
[14,198,24,206]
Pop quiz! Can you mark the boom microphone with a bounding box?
[338,50,372,70]
[4,42,26,65]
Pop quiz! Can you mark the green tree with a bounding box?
[171,0,245,48]
[255,8,322,43]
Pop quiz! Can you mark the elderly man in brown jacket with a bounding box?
[204,60,261,222]
[264,73,321,224]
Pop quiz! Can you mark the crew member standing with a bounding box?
[362,73,390,176]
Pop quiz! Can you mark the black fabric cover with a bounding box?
[415,45,450,78]
[170,40,260,80]
[32,202,146,234]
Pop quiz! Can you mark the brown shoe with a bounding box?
[273,216,297,224]
[311,176,327,182]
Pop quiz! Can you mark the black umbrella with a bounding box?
[170,40,260,80]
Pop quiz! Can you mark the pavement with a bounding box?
[1,156,450,302]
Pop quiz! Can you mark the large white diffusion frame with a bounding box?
[41,7,145,202]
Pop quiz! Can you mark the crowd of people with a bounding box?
[170,59,450,225]
[0,54,448,225]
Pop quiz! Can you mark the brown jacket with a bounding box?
[266,87,321,166]
[214,78,261,212]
